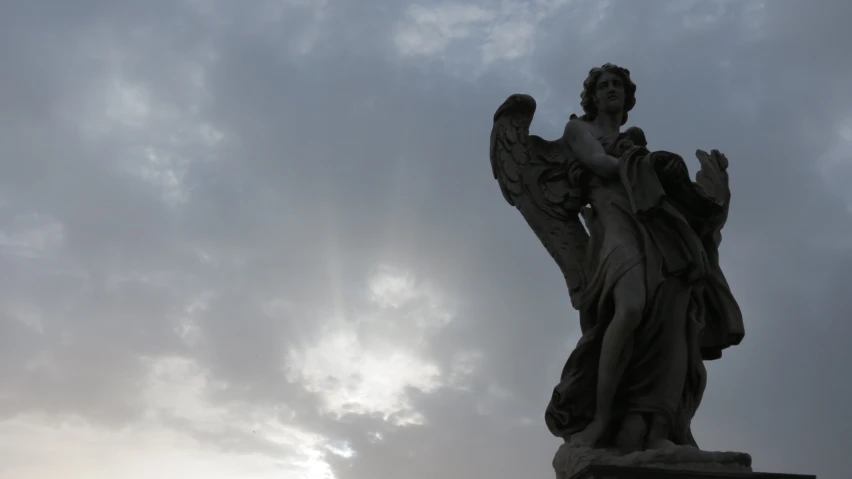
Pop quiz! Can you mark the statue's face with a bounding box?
[594,70,625,114]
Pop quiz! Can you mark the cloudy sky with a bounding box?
[1,1,851,478]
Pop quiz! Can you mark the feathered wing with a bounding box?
[490,94,590,306]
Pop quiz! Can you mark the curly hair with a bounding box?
[576,63,637,126]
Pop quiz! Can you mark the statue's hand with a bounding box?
[611,127,646,156]
[614,137,634,154]
[695,149,730,205]
[696,149,728,173]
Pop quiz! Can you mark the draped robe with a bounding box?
[544,136,744,446]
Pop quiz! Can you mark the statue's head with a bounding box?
[578,63,636,125]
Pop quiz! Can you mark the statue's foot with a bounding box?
[569,417,609,448]
[646,437,677,450]
[614,413,646,451]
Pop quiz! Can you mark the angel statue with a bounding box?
[489,63,745,451]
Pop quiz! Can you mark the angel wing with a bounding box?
[489,94,591,306]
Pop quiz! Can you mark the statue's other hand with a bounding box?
[696,149,728,173]
[714,149,729,170]
[615,138,634,154]
[695,149,730,206]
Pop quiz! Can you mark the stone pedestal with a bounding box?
[553,444,815,479]
[571,465,815,478]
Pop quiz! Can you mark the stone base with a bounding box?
[553,443,815,479]
[571,465,816,479]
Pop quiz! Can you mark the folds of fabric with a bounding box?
[545,147,743,444]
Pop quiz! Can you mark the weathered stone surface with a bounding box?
[553,443,753,479]
[572,464,816,479]
[489,63,744,450]
[490,62,816,479]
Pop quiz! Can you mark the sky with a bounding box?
[1,0,851,478]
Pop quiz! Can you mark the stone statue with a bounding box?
[489,63,746,453]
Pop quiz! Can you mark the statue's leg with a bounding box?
[569,265,645,447]
[646,317,688,450]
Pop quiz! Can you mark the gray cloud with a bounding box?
[0,0,850,478]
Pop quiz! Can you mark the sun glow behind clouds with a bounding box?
[287,325,442,425]
[286,266,460,426]
[0,265,474,479]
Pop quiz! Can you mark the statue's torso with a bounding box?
[564,119,637,203]
[568,120,646,260]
